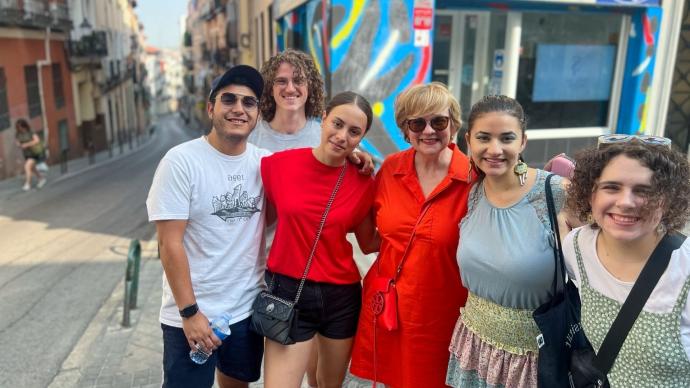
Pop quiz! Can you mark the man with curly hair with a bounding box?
[249,48,325,151]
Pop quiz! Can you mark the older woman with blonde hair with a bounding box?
[350,82,476,387]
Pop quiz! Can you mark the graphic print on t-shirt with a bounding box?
[211,183,261,222]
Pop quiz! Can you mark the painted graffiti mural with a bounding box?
[617,8,661,135]
[279,0,431,158]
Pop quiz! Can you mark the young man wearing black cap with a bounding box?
[146,65,268,388]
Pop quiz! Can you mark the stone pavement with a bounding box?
[48,239,163,388]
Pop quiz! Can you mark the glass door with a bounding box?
[432,11,500,125]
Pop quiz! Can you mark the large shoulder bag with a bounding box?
[249,164,346,345]
[568,231,686,387]
[533,173,590,387]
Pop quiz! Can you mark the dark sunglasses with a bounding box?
[218,92,259,109]
[597,134,671,150]
[406,116,450,133]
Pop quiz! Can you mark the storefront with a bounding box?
[273,0,678,163]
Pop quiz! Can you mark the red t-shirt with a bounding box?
[261,148,375,284]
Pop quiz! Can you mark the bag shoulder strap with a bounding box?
[544,174,567,300]
[270,164,347,305]
[393,202,432,280]
[374,201,432,280]
[594,232,687,374]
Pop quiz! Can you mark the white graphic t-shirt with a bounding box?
[146,137,271,328]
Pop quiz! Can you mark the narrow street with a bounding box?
[0,115,194,388]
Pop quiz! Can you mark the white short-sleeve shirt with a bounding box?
[146,137,271,327]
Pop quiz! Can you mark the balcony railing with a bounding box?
[0,0,71,31]
[68,31,108,65]
[212,50,229,67]
[49,2,71,31]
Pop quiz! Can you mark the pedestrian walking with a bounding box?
[14,118,47,191]
[349,82,476,388]
[146,64,267,388]
[563,136,690,387]
[260,91,378,388]
[445,95,579,387]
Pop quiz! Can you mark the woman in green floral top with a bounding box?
[564,138,690,387]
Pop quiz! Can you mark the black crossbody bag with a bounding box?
[568,231,686,387]
[249,164,346,345]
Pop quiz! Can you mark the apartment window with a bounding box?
[52,64,65,109]
[24,65,41,118]
[0,68,9,130]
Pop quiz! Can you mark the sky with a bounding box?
[135,0,188,50]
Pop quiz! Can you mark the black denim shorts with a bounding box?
[266,271,362,342]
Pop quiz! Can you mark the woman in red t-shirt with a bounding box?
[260,91,379,388]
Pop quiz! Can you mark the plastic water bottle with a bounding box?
[189,313,232,364]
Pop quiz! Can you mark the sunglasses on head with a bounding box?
[597,134,672,150]
[406,116,450,133]
[218,92,259,109]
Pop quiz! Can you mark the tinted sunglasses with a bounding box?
[597,134,671,149]
[406,116,450,133]
[218,92,259,109]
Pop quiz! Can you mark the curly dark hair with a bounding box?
[259,49,325,122]
[566,140,690,232]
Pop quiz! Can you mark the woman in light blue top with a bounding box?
[446,95,577,387]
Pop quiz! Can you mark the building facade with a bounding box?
[184,0,687,161]
[0,0,76,180]
[268,0,686,163]
[0,0,148,181]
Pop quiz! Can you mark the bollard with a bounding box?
[122,239,142,327]
[60,149,68,174]
[128,239,142,309]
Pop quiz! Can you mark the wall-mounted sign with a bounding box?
[413,8,433,30]
[414,29,430,47]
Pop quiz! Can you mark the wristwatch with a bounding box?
[179,303,199,318]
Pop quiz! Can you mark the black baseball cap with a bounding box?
[208,65,263,102]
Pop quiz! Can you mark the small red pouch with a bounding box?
[370,276,398,331]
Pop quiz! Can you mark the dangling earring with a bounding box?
[514,154,528,186]
[586,213,594,224]
[657,223,667,235]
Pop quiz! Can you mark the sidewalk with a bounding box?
[45,239,321,388]
[0,132,154,201]
[48,239,164,388]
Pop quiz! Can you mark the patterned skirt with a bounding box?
[446,293,540,388]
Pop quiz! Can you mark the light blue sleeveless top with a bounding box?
[457,169,565,309]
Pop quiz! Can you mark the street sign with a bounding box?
[413,8,433,30]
